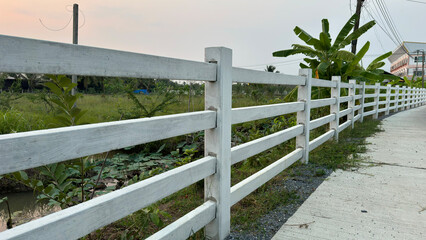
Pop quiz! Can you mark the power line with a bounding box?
[39,15,72,31]
[39,5,86,31]
[375,0,401,44]
[237,58,304,68]
[372,20,386,51]
[66,5,86,29]
[371,0,413,57]
[406,0,426,4]
[364,1,396,45]
[364,4,399,47]
[377,0,405,43]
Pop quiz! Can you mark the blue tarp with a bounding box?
[133,89,149,94]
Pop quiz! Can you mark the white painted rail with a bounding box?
[231,102,303,124]
[230,125,303,165]
[0,35,217,81]
[0,156,216,240]
[0,111,216,175]
[0,34,425,240]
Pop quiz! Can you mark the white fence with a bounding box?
[0,34,425,240]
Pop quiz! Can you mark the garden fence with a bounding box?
[0,34,425,240]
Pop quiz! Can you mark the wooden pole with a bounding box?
[422,50,425,88]
[351,0,365,54]
[72,3,78,96]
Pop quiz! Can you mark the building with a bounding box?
[388,41,426,79]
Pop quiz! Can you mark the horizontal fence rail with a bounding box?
[232,67,305,85]
[230,148,303,206]
[311,98,336,109]
[231,102,303,124]
[0,34,425,240]
[0,35,217,81]
[1,156,216,240]
[0,111,216,175]
[146,200,216,240]
[230,125,303,165]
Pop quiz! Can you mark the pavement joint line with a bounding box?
[364,161,426,171]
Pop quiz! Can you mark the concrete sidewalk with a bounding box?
[273,106,426,240]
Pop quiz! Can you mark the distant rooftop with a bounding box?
[388,41,426,63]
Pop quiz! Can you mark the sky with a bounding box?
[1,0,425,75]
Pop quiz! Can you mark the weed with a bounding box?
[314,169,326,177]
[309,119,382,170]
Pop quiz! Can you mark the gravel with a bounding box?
[226,164,333,240]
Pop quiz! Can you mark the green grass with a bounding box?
[309,119,383,170]
[6,93,274,133]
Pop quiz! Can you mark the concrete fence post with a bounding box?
[385,84,391,115]
[416,87,418,107]
[423,88,425,105]
[330,76,341,141]
[296,69,312,164]
[360,82,366,123]
[424,88,426,104]
[373,83,380,119]
[394,85,400,113]
[417,88,420,106]
[349,80,356,128]
[413,87,417,107]
[402,86,406,110]
[204,47,232,240]
[407,87,412,110]
[416,88,419,107]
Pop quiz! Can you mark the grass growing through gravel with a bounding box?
[309,119,383,170]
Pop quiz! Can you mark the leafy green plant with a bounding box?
[7,75,96,209]
[388,75,423,88]
[44,75,87,126]
[0,197,13,229]
[273,14,398,83]
[116,204,171,239]
[175,147,198,166]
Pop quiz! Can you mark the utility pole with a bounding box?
[351,0,365,54]
[72,3,78,96]
[422,50,425,88]
[416,50,419,81]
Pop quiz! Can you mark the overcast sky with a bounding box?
[1,0,425,75]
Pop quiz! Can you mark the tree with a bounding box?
[273,14,397,83]
[265,65,280,73]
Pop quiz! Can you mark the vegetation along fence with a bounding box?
[0,34,425,240]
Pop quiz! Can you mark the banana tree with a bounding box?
[388,75,422,88]
[337,42,399,83]
[273,14,392,82]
